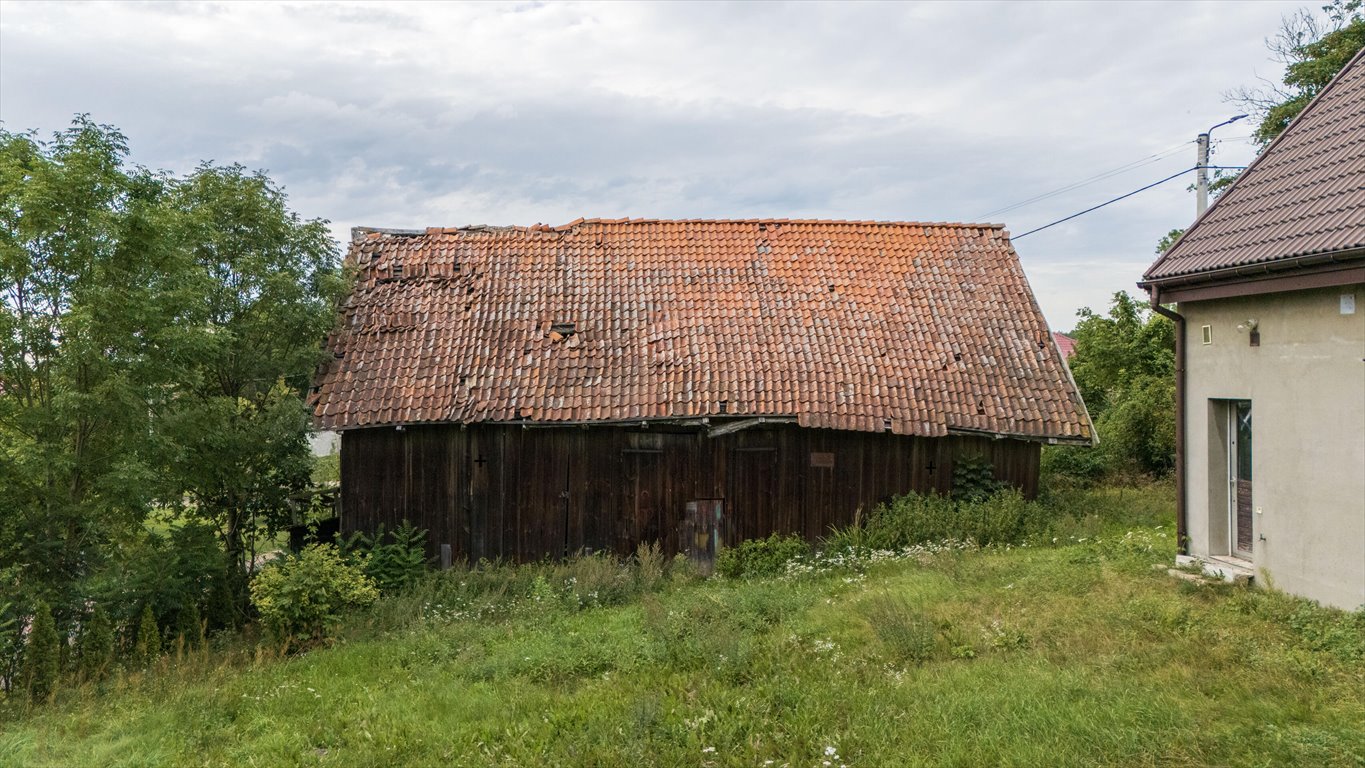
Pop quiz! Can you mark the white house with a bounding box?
[1139,51,1365,611]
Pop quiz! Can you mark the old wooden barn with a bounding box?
[310,219,1092,568]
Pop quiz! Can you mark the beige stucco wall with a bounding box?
[1181,283,1365,611]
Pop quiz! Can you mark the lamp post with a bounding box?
[1197,114,1248,216]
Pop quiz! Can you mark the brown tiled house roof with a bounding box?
[311,219,1092,443]
[1144,50,1365,284]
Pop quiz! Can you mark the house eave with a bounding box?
[325,415,1091,444]
[1140,249,1365,304]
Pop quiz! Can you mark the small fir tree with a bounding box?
[179,603,204,651]
[204,574,237,633]
[79,606,115,682]
[133,604,160,669]
[21,601,60,705]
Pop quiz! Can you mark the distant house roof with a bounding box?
[1143,49,1365,289]
[1052,332,1076,360]
[310,219,1092,443]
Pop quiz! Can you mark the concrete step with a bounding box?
[1175,554,1254,586]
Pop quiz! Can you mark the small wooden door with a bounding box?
[1228,401,1254,558]
[684,499,723,575]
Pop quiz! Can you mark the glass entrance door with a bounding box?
[1228,401,1253,558]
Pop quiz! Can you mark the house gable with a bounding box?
[1142,50,1365,300]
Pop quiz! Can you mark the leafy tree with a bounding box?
[1154,228,1184,256]
[1050,293,1176,480]
[1,117,342,633]
[1068,292,1174,415]
[0,120,185,621]
[1095,374,1176,476]
[158,165,343,616]
[1232,0,1365,145]
[87,520,226,642]
[21,601,60,704]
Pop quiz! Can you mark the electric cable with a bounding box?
[976,140,1193,219]
[1012,167,1196,240]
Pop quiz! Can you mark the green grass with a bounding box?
[4,485,1363,767]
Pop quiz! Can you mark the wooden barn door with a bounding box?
[726,431,780,547]
[500,429,571,561]
[621,433,666,557]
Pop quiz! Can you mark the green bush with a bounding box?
[87,521,228,640]
[968,491,1043,546]
[250,543,379,647]
[952,454,1005,501]
[21,601,60,705]
[0,598,18,694]
[1092,373,1175,478]
[715,533,811,578]
[340,521,429,594]
[177,602,204,650]
[1040,444,1107,487]
[668,553,702,584]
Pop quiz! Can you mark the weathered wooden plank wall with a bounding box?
[339,424,1042,563]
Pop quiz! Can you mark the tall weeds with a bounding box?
[826,489,1044,551]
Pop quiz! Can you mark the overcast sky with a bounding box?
[1,0,1305,329]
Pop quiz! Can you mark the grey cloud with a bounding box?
[0,0,1302,327]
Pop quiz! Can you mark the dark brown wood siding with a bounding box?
[339,424,1042,563]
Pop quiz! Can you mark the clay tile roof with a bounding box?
[1144,50,1365,284]
[1052,332,1076,360]
[311,219,1092,443]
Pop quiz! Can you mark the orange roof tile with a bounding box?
[311,219,1092,443]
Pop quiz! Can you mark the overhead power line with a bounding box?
[1012,167,1196,240]
[976,140,1193,220]
[1010,164,1252,241]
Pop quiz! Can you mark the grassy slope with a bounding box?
[3,490,1363,767]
